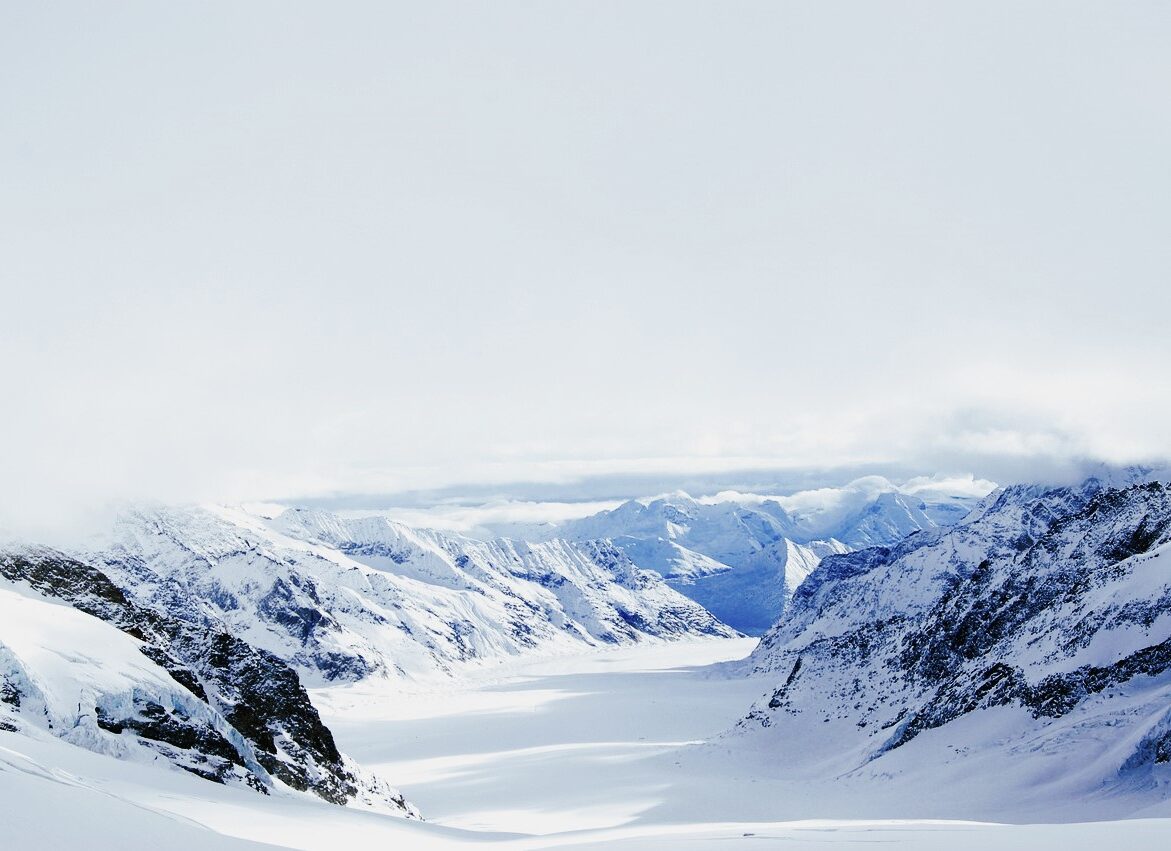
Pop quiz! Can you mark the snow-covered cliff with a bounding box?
[0,548,416,815]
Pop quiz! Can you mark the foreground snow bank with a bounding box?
[4,637,1171,849]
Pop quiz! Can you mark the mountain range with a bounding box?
[0,501,738,818]
[528,482,981,633]
[7,470,1171,830]
[732,472,1171,819]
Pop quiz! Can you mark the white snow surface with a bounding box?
[3,637,1170,850]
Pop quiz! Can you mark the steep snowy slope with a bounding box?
[735,476,1171,818]
[0,581,267,790]
[0,550,415,815]
[85,505,735,686]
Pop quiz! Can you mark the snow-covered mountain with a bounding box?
[733,474,1171,818]
[83,505,735,686]
[0,547,416,815]
[539,482,979,633]
[546,493,826,633]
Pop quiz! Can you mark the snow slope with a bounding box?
[0,736,280,851]
[0,580,269,788]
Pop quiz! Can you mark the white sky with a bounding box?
[2,2,1169,535]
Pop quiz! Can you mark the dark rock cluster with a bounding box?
[0,548,412,812]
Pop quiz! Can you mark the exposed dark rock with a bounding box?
[0,549,405,810]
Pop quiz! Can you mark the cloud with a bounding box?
[2,3,1169,539]
[338,499,626,537]
[900,474,1000,499]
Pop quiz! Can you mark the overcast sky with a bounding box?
[2,2,1169,534]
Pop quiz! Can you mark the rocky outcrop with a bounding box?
[0,548,416,815]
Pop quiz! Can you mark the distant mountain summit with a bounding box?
[830,490,939,548]
[541,481,981,633]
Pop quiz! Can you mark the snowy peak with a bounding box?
[557,493,800,548]
[540,481,975,633]
[831,491,938,548]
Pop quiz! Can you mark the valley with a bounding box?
[5,474,1171,848]
[6,635,1171,849]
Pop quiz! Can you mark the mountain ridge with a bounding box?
[730,474,1171,819]
[82,504,737,686]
